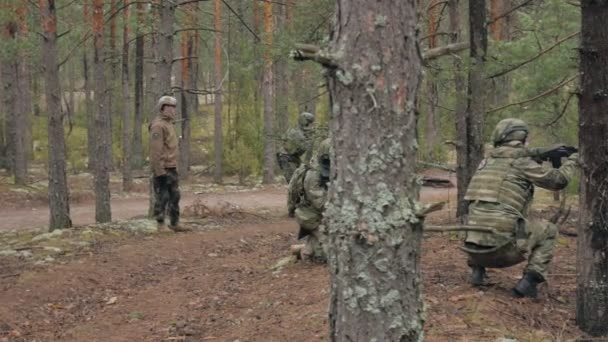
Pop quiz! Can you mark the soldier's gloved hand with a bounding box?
[567,152,579,164]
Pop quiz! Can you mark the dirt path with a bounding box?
[0,178,457,232]
[0,188,289,232]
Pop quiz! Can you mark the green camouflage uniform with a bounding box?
[277,112,315,183]
[287,139,330,262]
[463,121,578,279]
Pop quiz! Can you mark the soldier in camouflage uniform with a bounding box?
[277,112,316,183]
[149,96,189,233]
[287,138,330,263]
[462,118,578,298]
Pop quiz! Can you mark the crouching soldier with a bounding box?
[277,112,316,183]
[462,118,578,298]
[287,138,330,263]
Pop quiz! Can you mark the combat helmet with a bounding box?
[298,112,315,130]
[157,95,177,111]
[492,118,529,147]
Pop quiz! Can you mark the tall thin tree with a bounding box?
[261,0,274,184]
[132,1,144,168]
[40,0,72,230]
[456,0,487,218]
[83,0,96,171]
[93,0,112,222]
[576,0,608,336]
[213,0,223,183]
[122,0,133,191]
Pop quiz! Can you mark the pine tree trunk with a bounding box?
[157,0,174,96]
[2,60,16,175]
[121,0,133,191]
[93,0,112,223]
[84,0,95,171]
[274,0,289,133]
[456,0,486,218]
[148,0,175,216]
[576,0,608,336]
[0,109,5,169]
[132,2,144,169]
[14,5,30,184]
[261,0,274,184]
[325,0,423,340]
[14,55,28,184]
[40,0,72,230]
[213,0,223,183]
[424,0,441,161]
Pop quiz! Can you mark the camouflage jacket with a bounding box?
[465,141,577,246]
[287,166,327,232]
[280,127,314,159]
[149,113,179,176]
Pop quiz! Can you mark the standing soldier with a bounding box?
[149,96,189,232]
[287,138,331,262]
[462,118,578,298]
[277,112,315,183]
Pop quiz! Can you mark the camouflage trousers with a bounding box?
[301,227,327,263]
[153,168,180,226]
[466,220,557,279]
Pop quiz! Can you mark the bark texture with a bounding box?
[456,0,487,218]
[40,0,72,230]
[576,0,608,336]
[121,0,133,191]
[93,0,112,223]
[132,1,145,169]
[214,0,223,183]
[325,1,424,340]
[261,0,274,184]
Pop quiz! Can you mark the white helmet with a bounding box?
[157,95,177,111]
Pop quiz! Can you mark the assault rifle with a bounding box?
[529,144,578,168]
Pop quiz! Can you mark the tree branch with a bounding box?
[172,56,199,63]
[179,0,212,6]
[291,44,339,69]
[174,27,221,34]
[487,0,535,25]
[171,86,217,95]
[422,42,469,60]
[221,0,261,42]
[489,31,579,79]
[487,75,578,114]
[537,92,575,127]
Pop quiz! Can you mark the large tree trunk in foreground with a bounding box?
[93,0,112,223]
[576,0,608,336]
[456,0,487,218]
[325,0,423,340]
[40,0,72,230]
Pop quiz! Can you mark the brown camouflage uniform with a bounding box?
[149,106,180,227]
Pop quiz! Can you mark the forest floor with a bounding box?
[0,168,589,341]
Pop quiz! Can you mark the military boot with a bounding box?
[512,271,544,298]
[169,225,192,233]
[470,266,487,286]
